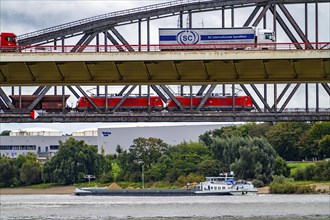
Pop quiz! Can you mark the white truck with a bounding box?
[159,27,275,50]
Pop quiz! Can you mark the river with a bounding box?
[0,194,329,220]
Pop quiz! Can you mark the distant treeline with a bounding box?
[0,122,329,188]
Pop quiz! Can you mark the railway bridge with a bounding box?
[0,0,329,122]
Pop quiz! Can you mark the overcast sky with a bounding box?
[0,0,329,133]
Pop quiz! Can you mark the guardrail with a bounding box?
[1,42,329,53]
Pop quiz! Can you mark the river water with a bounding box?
[0,194,329,220]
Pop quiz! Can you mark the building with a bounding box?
[97,122,226,154]
[0,123,228,157]
[0,127,96,158]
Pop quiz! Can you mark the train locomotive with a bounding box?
[167,95,253,111]
[76,95,164,111]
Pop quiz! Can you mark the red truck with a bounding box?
[0,32,17,51]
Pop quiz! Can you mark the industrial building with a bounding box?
[0,123,227,157]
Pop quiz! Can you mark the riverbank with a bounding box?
[0,183,328,195]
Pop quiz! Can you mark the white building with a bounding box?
[97,122,226,154]
[0,123,228,157]
[10,127,63,136]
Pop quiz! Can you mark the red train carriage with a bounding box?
[76,95,164,111]
[167,96,253,111]
[9,95,70,111]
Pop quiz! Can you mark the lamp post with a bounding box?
[141,163,145,189]
[84,174,95,186]
[135,160,145,189]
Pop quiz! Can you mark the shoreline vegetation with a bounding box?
[1,183,329,195]
[1,123,329,196]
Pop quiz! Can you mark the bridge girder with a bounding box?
[3,0,329,123]
[17,0,329,48]
[0,83,329,122]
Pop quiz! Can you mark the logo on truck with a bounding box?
[177,30,199,44]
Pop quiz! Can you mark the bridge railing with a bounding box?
[3,42,329,53]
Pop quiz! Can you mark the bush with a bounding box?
[176,173,204,186]
[292,168,305,181]
[269,175,316,194]
[291,160,330,181]
[251,179,264,188]
[98,173,114,184]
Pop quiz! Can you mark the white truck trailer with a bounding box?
[159,27,275,50]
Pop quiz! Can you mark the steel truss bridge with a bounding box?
[0,0,329,123]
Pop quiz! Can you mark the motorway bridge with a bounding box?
[0,0,329,122]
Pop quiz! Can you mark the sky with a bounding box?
[0,0,329,133]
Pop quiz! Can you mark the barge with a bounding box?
[74,173,258,196]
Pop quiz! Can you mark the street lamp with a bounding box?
[135,160,145,189]
[141,163,145,189]
[84,174,95,186]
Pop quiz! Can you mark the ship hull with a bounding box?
[74,187,253,196]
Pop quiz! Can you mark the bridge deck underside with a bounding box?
[0,50,329,85]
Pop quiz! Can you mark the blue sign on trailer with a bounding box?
[159,27,256,50]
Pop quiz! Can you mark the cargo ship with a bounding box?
[74,173,257,196]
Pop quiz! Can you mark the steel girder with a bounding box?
[17,0,329,47]
[0,83,329,115]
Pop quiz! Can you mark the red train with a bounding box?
[7,94,253,112]
[167,96,253,111]
[77,94,253,112]
[77,95,164,111]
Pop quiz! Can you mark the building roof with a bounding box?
[11,127,61,133]
[10,127,63,136]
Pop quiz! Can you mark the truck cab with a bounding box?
[0,32,18,51]
[256,29,276,49]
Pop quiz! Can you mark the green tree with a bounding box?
[308,122,330,140]
[300,122,330,159]
[20,161,42,185]
[210,136,245,171]
[199,125,246,145]
[0,130,11,136]
[318,135,330,158]
[199,123,271,147]
[230,137,278,184]
[167,141,212,180]
[0,157,19,187]
[240,123,272,138]
[129,137,169,170]
[274,156,290,177]
[197,160,220,176]
[265,122,310,161]
[117,137,169,182]
[43,138,102,184]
